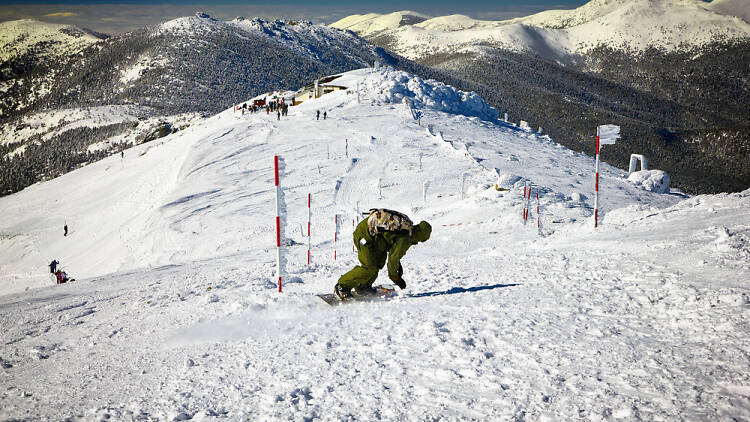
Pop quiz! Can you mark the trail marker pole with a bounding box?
[522,184,527,224]
[377,178,382,200]
[594,124,620,228]
[594,127,600,228]
[423,181,428,203]
[461,173,468,200]
[352,218,356,252]
[327,144,330,160]
[527,187,532,224]
[307,193,311,266]
[536,190,541,234]
[346,139,348,158]
[274,155,282,293]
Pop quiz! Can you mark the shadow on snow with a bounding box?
[407,283,519,298]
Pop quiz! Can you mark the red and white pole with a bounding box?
[307,193,311,266]
[274,155,282,292]
[352,218,356,252]
[594,127,600,228]
[522,185,527,223]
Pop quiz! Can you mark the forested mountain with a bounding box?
[332,1,750,193]
[0,13,391,197]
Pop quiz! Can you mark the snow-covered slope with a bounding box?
[329,11,429,37]
[0,19,103,63]
[1,68,748,420]
[331,0,750,60]
[1,14,396,197]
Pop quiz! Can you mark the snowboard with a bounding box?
[317,285,397,306]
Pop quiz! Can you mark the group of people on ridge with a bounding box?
[240,98,289,118]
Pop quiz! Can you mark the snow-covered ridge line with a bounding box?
[331,0,750,59]
[0,19,104,63]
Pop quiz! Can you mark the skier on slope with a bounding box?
[334,209,431,300]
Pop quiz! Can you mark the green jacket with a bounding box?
[352,219,432,279]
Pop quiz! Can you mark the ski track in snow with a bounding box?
[0,68,749,420]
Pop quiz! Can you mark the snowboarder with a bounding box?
[277,110,280,121]
[64,224,68,237]
[334,209,432,300]
[121,151,124,159]
[49,259,59,274]
[323,111,327,120]
[316,110,320,120]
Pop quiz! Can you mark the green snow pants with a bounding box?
[336,244,387,290]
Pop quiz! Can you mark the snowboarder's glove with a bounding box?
[390,274,406,289]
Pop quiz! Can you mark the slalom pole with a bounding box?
[594,127,600,228]
[307,193,311,266]
[522,184,527,224]
[274,155,282,293]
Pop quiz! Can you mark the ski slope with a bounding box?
[0,67,748,420]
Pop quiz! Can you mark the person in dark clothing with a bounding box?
[64,224,68,236]
[323,111,327,120]
[316,110,320,120]
[49,260,59,274]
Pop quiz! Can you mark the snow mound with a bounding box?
[357,67,496,120]
[628,169,670,193]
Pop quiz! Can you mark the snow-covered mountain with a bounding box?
[0,14,399,197]
[0,20,105,117]
[332,1,750,195]
[0,19,104,63]
[329,11,430,37]
[332,0,750,60]
[1,67,748,420]
[3,13,385,118]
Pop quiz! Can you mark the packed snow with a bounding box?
[1,67,748,420]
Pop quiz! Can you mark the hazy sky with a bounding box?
[0,1,588,34]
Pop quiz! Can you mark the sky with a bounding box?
[0,1,588,34]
